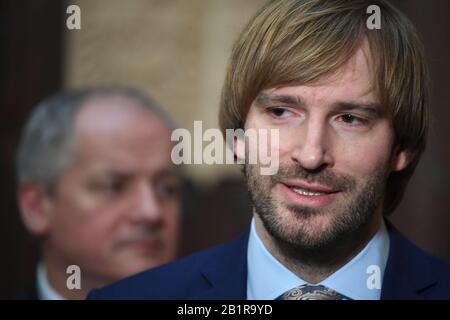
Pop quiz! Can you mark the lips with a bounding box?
[278,180,340,208]
[282,180,337,194]
[115,233,164,252]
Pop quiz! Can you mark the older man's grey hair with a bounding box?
[16,87,175,195]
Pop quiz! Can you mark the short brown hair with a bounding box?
[219,0,429,214]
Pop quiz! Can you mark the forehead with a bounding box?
[259,39,377,104]
[72,95,174,171]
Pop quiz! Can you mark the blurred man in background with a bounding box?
[16,87,181,299]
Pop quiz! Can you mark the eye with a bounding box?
[101,181,124,194]
[267,107,293,119]
[337,113,368,126]
[156,181,181,200]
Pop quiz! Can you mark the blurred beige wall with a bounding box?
[64,0,266,184]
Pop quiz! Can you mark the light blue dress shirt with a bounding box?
[247,218,390,300]
[37,262,65,300]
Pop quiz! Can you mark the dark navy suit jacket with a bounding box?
[88,221,450,300]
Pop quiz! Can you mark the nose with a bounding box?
[130,183,163,225]
[291,119,333,170]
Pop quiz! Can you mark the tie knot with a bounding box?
[279,284,349,300]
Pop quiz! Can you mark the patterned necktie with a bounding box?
[279,284,349,300]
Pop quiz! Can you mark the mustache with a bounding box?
[269,164,356,192]
[113,226,165,249]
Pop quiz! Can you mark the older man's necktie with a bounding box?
[279,284,350,300]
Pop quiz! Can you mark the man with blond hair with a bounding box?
[89,0,450,300]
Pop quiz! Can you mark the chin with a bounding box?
[264,205,349,249]
[130,256,167,270]
[279,202,333,228]
[111,254,165,275]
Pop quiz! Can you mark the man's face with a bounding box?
[243,42,408,251]
[44,96,180,283]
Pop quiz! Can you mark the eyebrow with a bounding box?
[255,93,383,116]
[255,93,305,107]
[95,171,132,180]
[155,168,180,180]
[94,167,179,179]
[332,101,383,116]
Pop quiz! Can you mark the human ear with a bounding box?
[391,147,414,172]
[17,182,53,236]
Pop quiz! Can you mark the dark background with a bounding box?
[1,0,449,299]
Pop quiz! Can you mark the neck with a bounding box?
[42,249,109,300]
[254,212,382,284]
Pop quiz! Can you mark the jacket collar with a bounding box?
[194,221,439,300]
[381,220,438,299]
[194,228,250,300]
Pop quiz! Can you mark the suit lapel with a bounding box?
[193,221,441,300]
[194,228,250,300]
[381,220,438,299]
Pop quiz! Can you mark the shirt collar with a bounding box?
[36,262,66,300]
[247,218,390,300]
